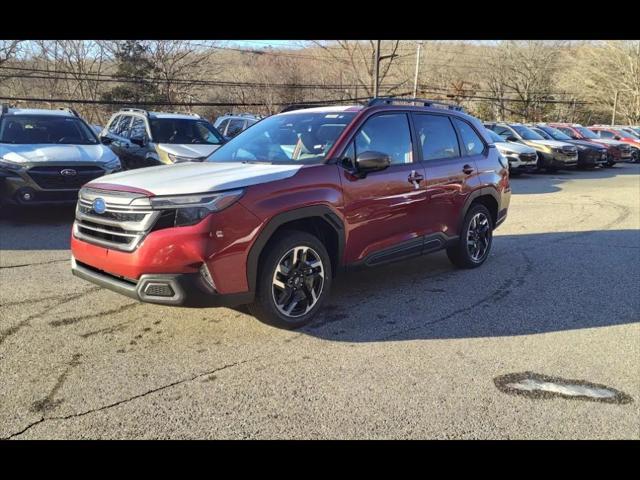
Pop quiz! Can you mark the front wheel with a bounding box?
[248,231,332,329]
[447,204,493,269]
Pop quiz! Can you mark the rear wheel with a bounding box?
[248,231,332,329]
[447,204,493,269]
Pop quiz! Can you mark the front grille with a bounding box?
[74,188,158,252]
[520,152,537,162]
[28,166,105,190]
[562,146,578,155]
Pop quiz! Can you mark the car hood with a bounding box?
[523,139,574,149]
[567,139,606,150]
[0,143,117,164]
[495,141,537,154]
[589,138,628,147]
[87,161,302,196]
[157,143,222,159]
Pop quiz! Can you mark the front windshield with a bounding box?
[616,128,638,139]
[0,115,98,145]
[576,127,598,139]
[486,129,505,143]
[149,118,224,145]
[512,125,545,141]
[541,126,572,141]
[208,111,358,165]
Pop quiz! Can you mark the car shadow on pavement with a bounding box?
[0,205,75,250]
[300,229,640,342]
[510,162,640,195]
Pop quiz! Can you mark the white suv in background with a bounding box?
[213,113,261,139]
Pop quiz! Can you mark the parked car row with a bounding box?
[484,121,639,174]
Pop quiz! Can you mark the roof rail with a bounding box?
[280,104,329,113]
[58,107,80,117]
[119,108,149,117]
[168,111,200,118]
[367,97,465,112]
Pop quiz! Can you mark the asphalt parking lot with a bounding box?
[1,164,639,439]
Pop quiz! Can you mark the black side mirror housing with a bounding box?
[130,135,147,147]
[614,135,621,140]
[100,136,112,145]
[355,151,391,176]
[507,135,519,142]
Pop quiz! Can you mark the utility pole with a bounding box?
[412,41,423,99]
[374,40,380,98]
[373,40,399,99]
[611,89,619,125]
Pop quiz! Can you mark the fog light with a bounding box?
[22,192,32,201]
[200,263,215,291]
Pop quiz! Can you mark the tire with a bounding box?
[447,204,494,269]
[248,230,332,329]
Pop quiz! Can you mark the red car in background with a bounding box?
[549,123,634,165]
[588,125,640,162]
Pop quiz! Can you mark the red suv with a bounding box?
[588,125,640,162]
[70,98,510,329]
[549,123,633,165]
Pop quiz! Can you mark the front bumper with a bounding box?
[71,256,253,307]
[505,153,537,171]
[578,149,608,167]
[1,166,116,205]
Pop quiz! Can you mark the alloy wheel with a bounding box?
[466,212,491,262]
[271,246,324,318]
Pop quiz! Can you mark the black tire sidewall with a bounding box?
[251,231,332,329]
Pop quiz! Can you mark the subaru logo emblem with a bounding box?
[60,168,77,177]
[92,198,106,214]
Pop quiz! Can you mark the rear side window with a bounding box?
[413,114,460,161]
[355,113,413,165]
[453,118,485,156]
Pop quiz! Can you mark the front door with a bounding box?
[339,112,429,265]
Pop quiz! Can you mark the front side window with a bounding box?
[149,118,225,145]
[355,113,413,165]
[598,130,614,138]
[226,119,245,138]
[532,128,553,140]
[108,115,122,134]
[493,125,514,138]
[129,117,147,139]
[453,118,485,156]
[208,111,357,165]
[0,115,99,145]
[413,114,460,161]
[216,119,229,135]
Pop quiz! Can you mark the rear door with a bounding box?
[413,113,474,239]
[339,112,429,265]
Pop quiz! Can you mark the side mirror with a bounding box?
[130,135,147,147]
[355,151,391,176]
[614,135,621,140]
[507,135,519,142]
[100,136,112,145]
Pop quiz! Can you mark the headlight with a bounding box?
[576,145,588,151]
[0,157,24,172]
[103,157,121,170]
[168,153,205,163]
[149,189,244,227]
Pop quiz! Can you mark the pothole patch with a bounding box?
[494,372,633,404]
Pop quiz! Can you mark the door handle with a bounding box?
[408,170,424,190]
[462,164,474,175]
